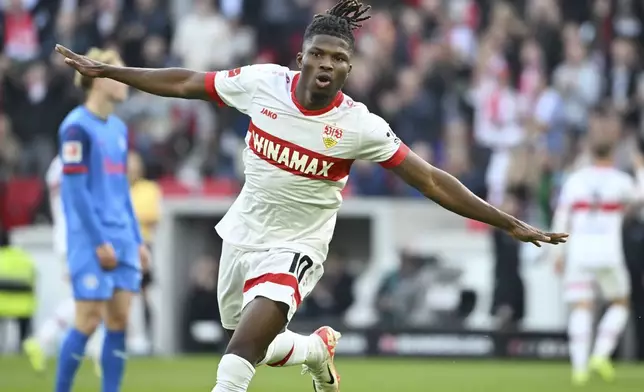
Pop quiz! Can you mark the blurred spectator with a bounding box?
[2,60,77,175]
[605,37,640,132]
[119,0,171,67]
[172,0,233,71]
[128,150,161,341]
[181,255,220,352]
[490,186,526,331]
[376,251,433,328]
[299,250,355,320]
[553,35,602,143]
[0,0,40,63]
[0,114,20,180]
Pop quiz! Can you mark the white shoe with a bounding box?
[302,326,341,392]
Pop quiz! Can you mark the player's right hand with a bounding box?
[96,243,118,271]
[55,44,107,78]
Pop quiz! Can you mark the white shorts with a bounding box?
[217,242,324,330]
[564,264,631,303]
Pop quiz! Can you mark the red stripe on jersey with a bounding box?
[380,143,410,169]
[248,122,353,181]
[204,72,226,107]
[243,273,302,307]
[571,201,624,212]
[290,73,344,116]
[63,165,88,174]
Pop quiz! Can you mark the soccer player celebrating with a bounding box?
[53,48,150,392]
[56,2,567,391]
[551,109,639,386]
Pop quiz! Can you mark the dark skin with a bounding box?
[55,36,567,364]
[295,35,352,110]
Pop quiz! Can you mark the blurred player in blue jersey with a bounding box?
[54,48,150,392]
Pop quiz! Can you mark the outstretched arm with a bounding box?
[55,45,210,100]
[390,151,568,247]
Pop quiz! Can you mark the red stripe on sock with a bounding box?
[267,345,295,367]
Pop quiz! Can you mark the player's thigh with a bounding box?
[73,300,104,334]
[597,266,631,301]
[104,290,134,330]
[104,264,141,329]
[563,265,595,304]
[217,242,248,330]
[242,249,324,325]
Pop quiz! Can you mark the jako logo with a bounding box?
[261,108,278,119]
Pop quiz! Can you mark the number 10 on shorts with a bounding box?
[289,253,313,283]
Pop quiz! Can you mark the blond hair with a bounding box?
[74,48,123,91]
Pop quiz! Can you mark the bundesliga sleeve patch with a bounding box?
[62,141,83,163]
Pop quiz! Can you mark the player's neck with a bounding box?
[294,82,337,111]
[84,96,114,120]
[593,159,613,167]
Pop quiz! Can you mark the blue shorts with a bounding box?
[69,240,141,301]
[71,262,141,301]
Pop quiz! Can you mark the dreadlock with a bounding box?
[303,0,371,50]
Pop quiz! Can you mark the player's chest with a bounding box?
[247,102,359,158]
[92,133,127,175]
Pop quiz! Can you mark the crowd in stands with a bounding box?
[1,0,644,231]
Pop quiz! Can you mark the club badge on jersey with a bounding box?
[322,125,344,149]
[62,141,82,163]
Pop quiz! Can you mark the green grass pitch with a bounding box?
[1,355,642,391]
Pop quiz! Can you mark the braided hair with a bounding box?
[303,0,371,50]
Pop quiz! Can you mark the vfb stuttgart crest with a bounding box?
[322,125,343,148]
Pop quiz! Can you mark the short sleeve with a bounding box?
[204,64,273,113]
[355,113,410,168]
[60,125,91,174]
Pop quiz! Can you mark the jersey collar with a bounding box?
[290,73,344,116]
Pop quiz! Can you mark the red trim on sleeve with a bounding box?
[380,143,410,169]
[63,165,88,174]
[204,72,226,107]
[243,273,302,307]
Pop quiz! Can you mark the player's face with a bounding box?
[297,35,352,97]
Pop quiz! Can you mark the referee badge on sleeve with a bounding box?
[62,141,82,163]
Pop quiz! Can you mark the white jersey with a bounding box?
[552,165,639,267]
[206,64,409,262]
[46,156,66,256]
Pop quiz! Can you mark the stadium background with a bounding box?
[1,0,644,390]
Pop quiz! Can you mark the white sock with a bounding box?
[35,298,75,355]
[568,307,593,372]
[212,354,255,392]
[257,330,323,367]
[593,304,629,359]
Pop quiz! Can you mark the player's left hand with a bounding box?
[507,219,568,247]
[55,44,108,78]
[139,245,151,272]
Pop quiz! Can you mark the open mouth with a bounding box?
[315,74,332,88]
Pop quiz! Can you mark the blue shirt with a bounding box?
[59,106,142,266]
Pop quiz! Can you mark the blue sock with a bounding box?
[101,329,127,392]
[55,328,89,392]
